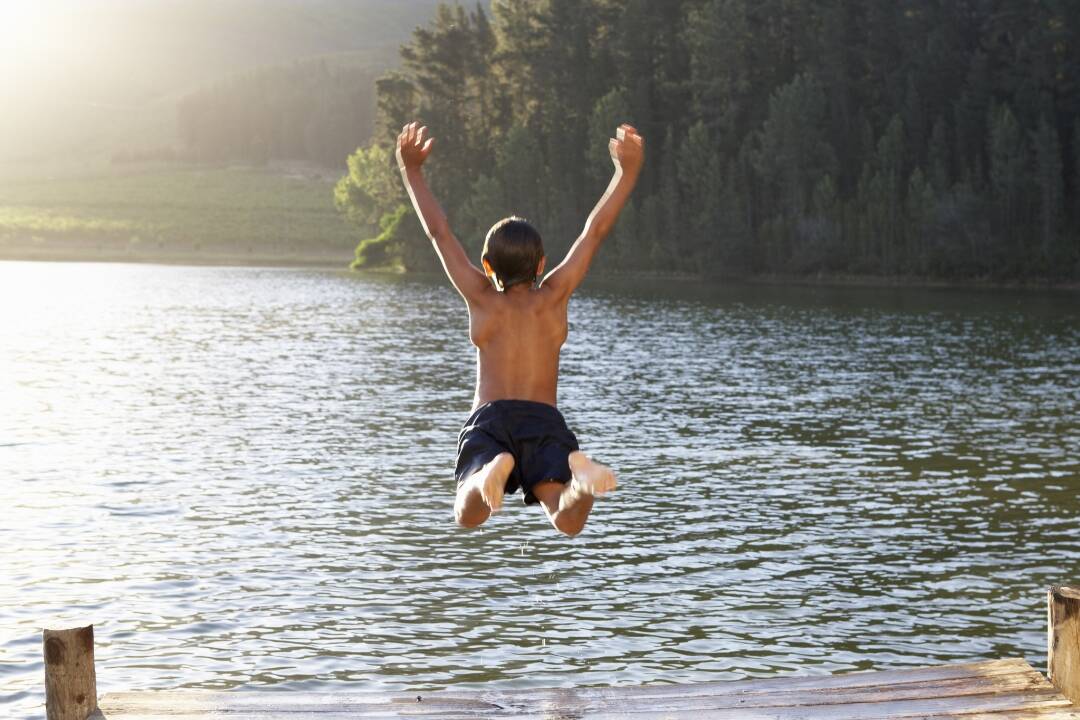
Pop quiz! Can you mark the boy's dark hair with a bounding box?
[482,216,545,290]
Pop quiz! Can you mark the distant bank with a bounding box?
[0,241,351,269]
[0,164,358,269]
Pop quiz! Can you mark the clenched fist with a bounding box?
[609,124,644,175]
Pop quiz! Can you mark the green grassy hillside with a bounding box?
[0,165,360,265]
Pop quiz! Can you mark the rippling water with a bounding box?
[1,262,1078,718]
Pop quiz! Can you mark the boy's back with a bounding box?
[468,282,567,408]
[395,119,643,536]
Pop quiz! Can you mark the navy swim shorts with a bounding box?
[454,399,580,505]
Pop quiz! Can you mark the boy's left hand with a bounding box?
[609,124,644,175]
[396,121,434,171]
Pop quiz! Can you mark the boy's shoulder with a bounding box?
[473,284,564,309]
[468,286,568,333]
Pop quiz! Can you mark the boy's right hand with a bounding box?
[396,121,434,171]
[609,124,644,175]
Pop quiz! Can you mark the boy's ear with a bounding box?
[481,258,503,290]
[536,256,546,277]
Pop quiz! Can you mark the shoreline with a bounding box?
[2,250,1077,292]
[720,271,1080,292]
[0,248,353,271]
[586,269,1080,292]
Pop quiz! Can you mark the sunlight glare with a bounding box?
[0,1,56,58]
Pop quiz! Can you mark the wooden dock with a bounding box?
[96,658,1078,719]
[45,587,1080,720]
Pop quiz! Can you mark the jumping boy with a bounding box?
[396,120,644,536]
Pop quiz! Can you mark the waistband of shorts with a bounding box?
[468,398,561,419]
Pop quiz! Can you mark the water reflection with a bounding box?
[1,263,1077,719]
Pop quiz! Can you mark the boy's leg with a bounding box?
[454,452,515,528]
[532,451,616,537]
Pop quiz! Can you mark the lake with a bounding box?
[1,262,1078,719]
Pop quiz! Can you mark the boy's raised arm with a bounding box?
[543,124,644,297]
[396,122,489,301]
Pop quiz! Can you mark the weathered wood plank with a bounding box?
[94,715,532,720]
[96,659,1080,719]
[99,696,503,716]
[98,657,1038,712]
[96,715,1080,720]
[1049,585,1080,706]
[498,658,1039,700]
[912,712,1080,720]
[99,670,1048,714]
[485,658,1043,702]
[93,691,1080,720]
[601,700,1080,720]
[94,716,1080,720]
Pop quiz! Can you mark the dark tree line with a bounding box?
[340,0,1080,282]
[177,58,380,169]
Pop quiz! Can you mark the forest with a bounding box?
[334,0,1080,282]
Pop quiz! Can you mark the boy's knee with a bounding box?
[553,514,585,537]
[455,506,487,529]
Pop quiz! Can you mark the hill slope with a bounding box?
[0,0,443,163]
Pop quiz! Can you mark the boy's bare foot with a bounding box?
[568,451,617,496]
[469,452,515,512]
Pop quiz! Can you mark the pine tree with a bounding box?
[460,174,504,258]
[755,74,835,223]
[657,128,683,269]
[490,0,544,123]
[638,195,667,270]
[398,5,479,212]
[463,3,503,171]
[374,73,417,144]
[495,124,546,223]
[954,51,991,186]
[686,0,752,145]
[819,2,858,187]
[903,75,926,171]
[874,115,906,273]
[587,89,631,189]
[906,167,935,275]
[988,104,1028,260]
[677,121,723,267]
[610,0,656,165]
[1074,120,1080,249]
[1032,116,1063,263]
[927,116,950,193]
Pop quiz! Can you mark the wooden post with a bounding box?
[1049,586,1080,706]
[43,625,98,720]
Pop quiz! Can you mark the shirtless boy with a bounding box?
[396,120,644,536]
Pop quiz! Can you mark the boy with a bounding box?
[396,120,644,536]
